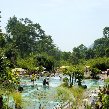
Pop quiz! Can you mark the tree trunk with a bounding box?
[71,76,73,85]
[69,75,72,86]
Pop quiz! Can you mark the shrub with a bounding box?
[63,77,69,87]
[90,68,101,79]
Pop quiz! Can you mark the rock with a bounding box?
[82,85,87,89]
[18,86,23,92]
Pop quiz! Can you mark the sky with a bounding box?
[0,0,109,51]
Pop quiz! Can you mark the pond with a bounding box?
[9,76,105,109]
[8,76,62,109]
[82,79,104,89]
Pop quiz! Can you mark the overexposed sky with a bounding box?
[0,0,109,51]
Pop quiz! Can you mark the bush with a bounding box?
[81,85,87,89]
[95,76,100,80]
[13,92,22,109]
[104,78,109,83]
[18,86,23,92]
[90,68,101,79]
[63,77,69,87]
[86,57,109,71]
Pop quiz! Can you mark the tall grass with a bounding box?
[12,91,22,108]
[56,86,85,108]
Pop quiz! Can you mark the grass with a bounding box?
[69,86,85,107]
[12,91,22,108]
[104,78,109,83]
[56,85,85,108]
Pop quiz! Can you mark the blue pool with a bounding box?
[8,76,105,109]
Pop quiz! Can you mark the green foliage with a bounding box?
[104,78,109,83]
[102,95,109,109]
[63,77,69,87]
[85,48,95,59]
[36,53,54,71]
[37,66,44,72]
[0,55,19,91]
[17,55,36,71]
[93,29,109,57]
[5,16,60,61]
[5,47,18,68]
[103,27,109,38]
[105,48,109,57]
[74,68,84,86]
[61,51,71,61]
[56,86,84,108]
[6,16,45,57]
[97,85,109,109]
[2,15,109,109]
[86,57,109,71]
[13,92,22,109]
[61,65,84,86]
[90,68,101,79]
[0,34,6,48]
[71,44,87,64]
[59,60,71,67]
[0,54,20,109]
[69,86,84,106]
[56,86,74,103]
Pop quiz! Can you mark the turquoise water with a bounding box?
[82,79,104,88]
[20,76,62,87]
[9,76,105,109]
[20,76,62,109]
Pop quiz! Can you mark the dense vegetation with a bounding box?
[1,16,109,71]
[1,16,109,87]
[0,15,109,108]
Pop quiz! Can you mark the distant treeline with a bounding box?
[1,16,109,71]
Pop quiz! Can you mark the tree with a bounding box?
[92,27,109,57]
[61,51,71,61]
[0,54,19,109]
[61,66,73,86]
[85,48,95,59]
[5,46,18,68]
[0,55,19,90]
[74,68,84,86]
[93,37,108,57]
[90,68,100,79]
[17,55,36,72]
[105,48,109,57]
[0,34,6,48]
[6,16,45,57]
[103,27,109,38]
[36,53,54,72]
[71,44,87,64]
[5,16,59,61]
[61,66,84,86]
